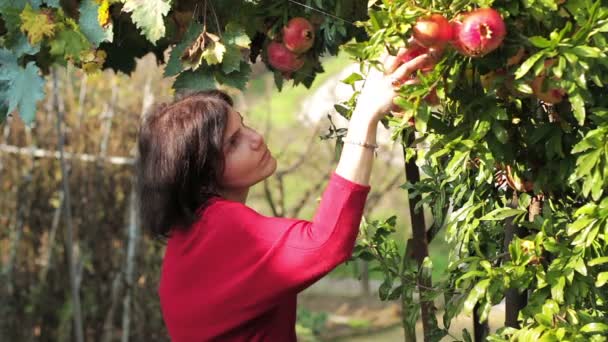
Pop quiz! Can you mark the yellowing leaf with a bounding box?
[20,4,56,44]
[202,40,226,65]
[98,0,111,27]
[121,0,170,44]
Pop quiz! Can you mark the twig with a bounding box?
[0,144,135,165]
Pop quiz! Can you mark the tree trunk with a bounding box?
[504,192,527,328]
[53,67,84,342]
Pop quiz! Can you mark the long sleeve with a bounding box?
[159,172,370,341]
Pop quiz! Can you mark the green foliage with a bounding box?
[346,0,608,339]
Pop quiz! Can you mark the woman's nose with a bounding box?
[248,129,265,149]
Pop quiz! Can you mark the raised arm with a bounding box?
[336,48,438,185]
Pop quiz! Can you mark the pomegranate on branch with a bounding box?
[451,8,506,57]
[412,14,453,48]
[282,17,315,54]
[266,41,305,73]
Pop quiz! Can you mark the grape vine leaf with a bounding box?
[49,22,90,62]
[200,33,225,66]
[0,0,26,10]
[223,22,251,49]
[164,21,204,77]
[181,31,225,71]
[1,7,22,33]
[20,3,56,44]
[79,0,113,47]
[121,0,170,44]
[7,32,40,57]
[221,45,242,74]
[42,0,60,8]
[173,68,216,91]
[0,60,45,124]
[215,62,251,90]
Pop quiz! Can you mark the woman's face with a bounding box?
[219,109,277,193]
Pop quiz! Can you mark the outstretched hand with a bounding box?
[352,43,442,125]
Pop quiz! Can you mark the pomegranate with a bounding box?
[282,17,315,54]
[530,60,566,104]
[267,41,305,73]
[397,45,438,77]
[413,14,453,48]
[451,8,506,57]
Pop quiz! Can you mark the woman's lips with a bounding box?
[260,149,270,163]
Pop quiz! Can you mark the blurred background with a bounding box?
[0,52,461,341]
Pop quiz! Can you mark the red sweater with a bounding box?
[158,173,370,341]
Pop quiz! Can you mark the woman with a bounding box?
[136,47,436,341]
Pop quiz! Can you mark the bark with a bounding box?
[403,131,436,342]
[39,190,64,282]
[504,192,527,328]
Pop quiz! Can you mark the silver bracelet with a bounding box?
[342,139,379,149]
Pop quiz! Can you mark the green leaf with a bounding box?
[173,69,217,92]
[221,45,243,74]
[79,0,113,47]
[0,61,45,124]
[223,22,251,49]
[529,36,551,48]
[596,272,608,287]
[515,52,545,79]
[569,92,586,125]
[49,25,90,62]
[589,257,608,267]
[580,322,608,333]
[569,46,603,58]
[342,72,364,85]
[551,276,565,303]
[464,279,490,315]
[121,0,170,44]
[492,122,509,144]
[567,217,595,236]
[216,62,251,90]
[164,21,204,77]
[481,208,527,221]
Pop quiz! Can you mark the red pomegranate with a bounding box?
[397,45,437,74]
[413,14,453,48]
[451,8,506,57]
[267,41,305,73]
[282,17,315,54]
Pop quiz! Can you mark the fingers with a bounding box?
[384,47,406,74]
[390,53,434,84]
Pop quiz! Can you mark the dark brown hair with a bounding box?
[136,90,233,240]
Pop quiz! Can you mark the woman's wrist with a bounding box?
[351,106,382,127]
